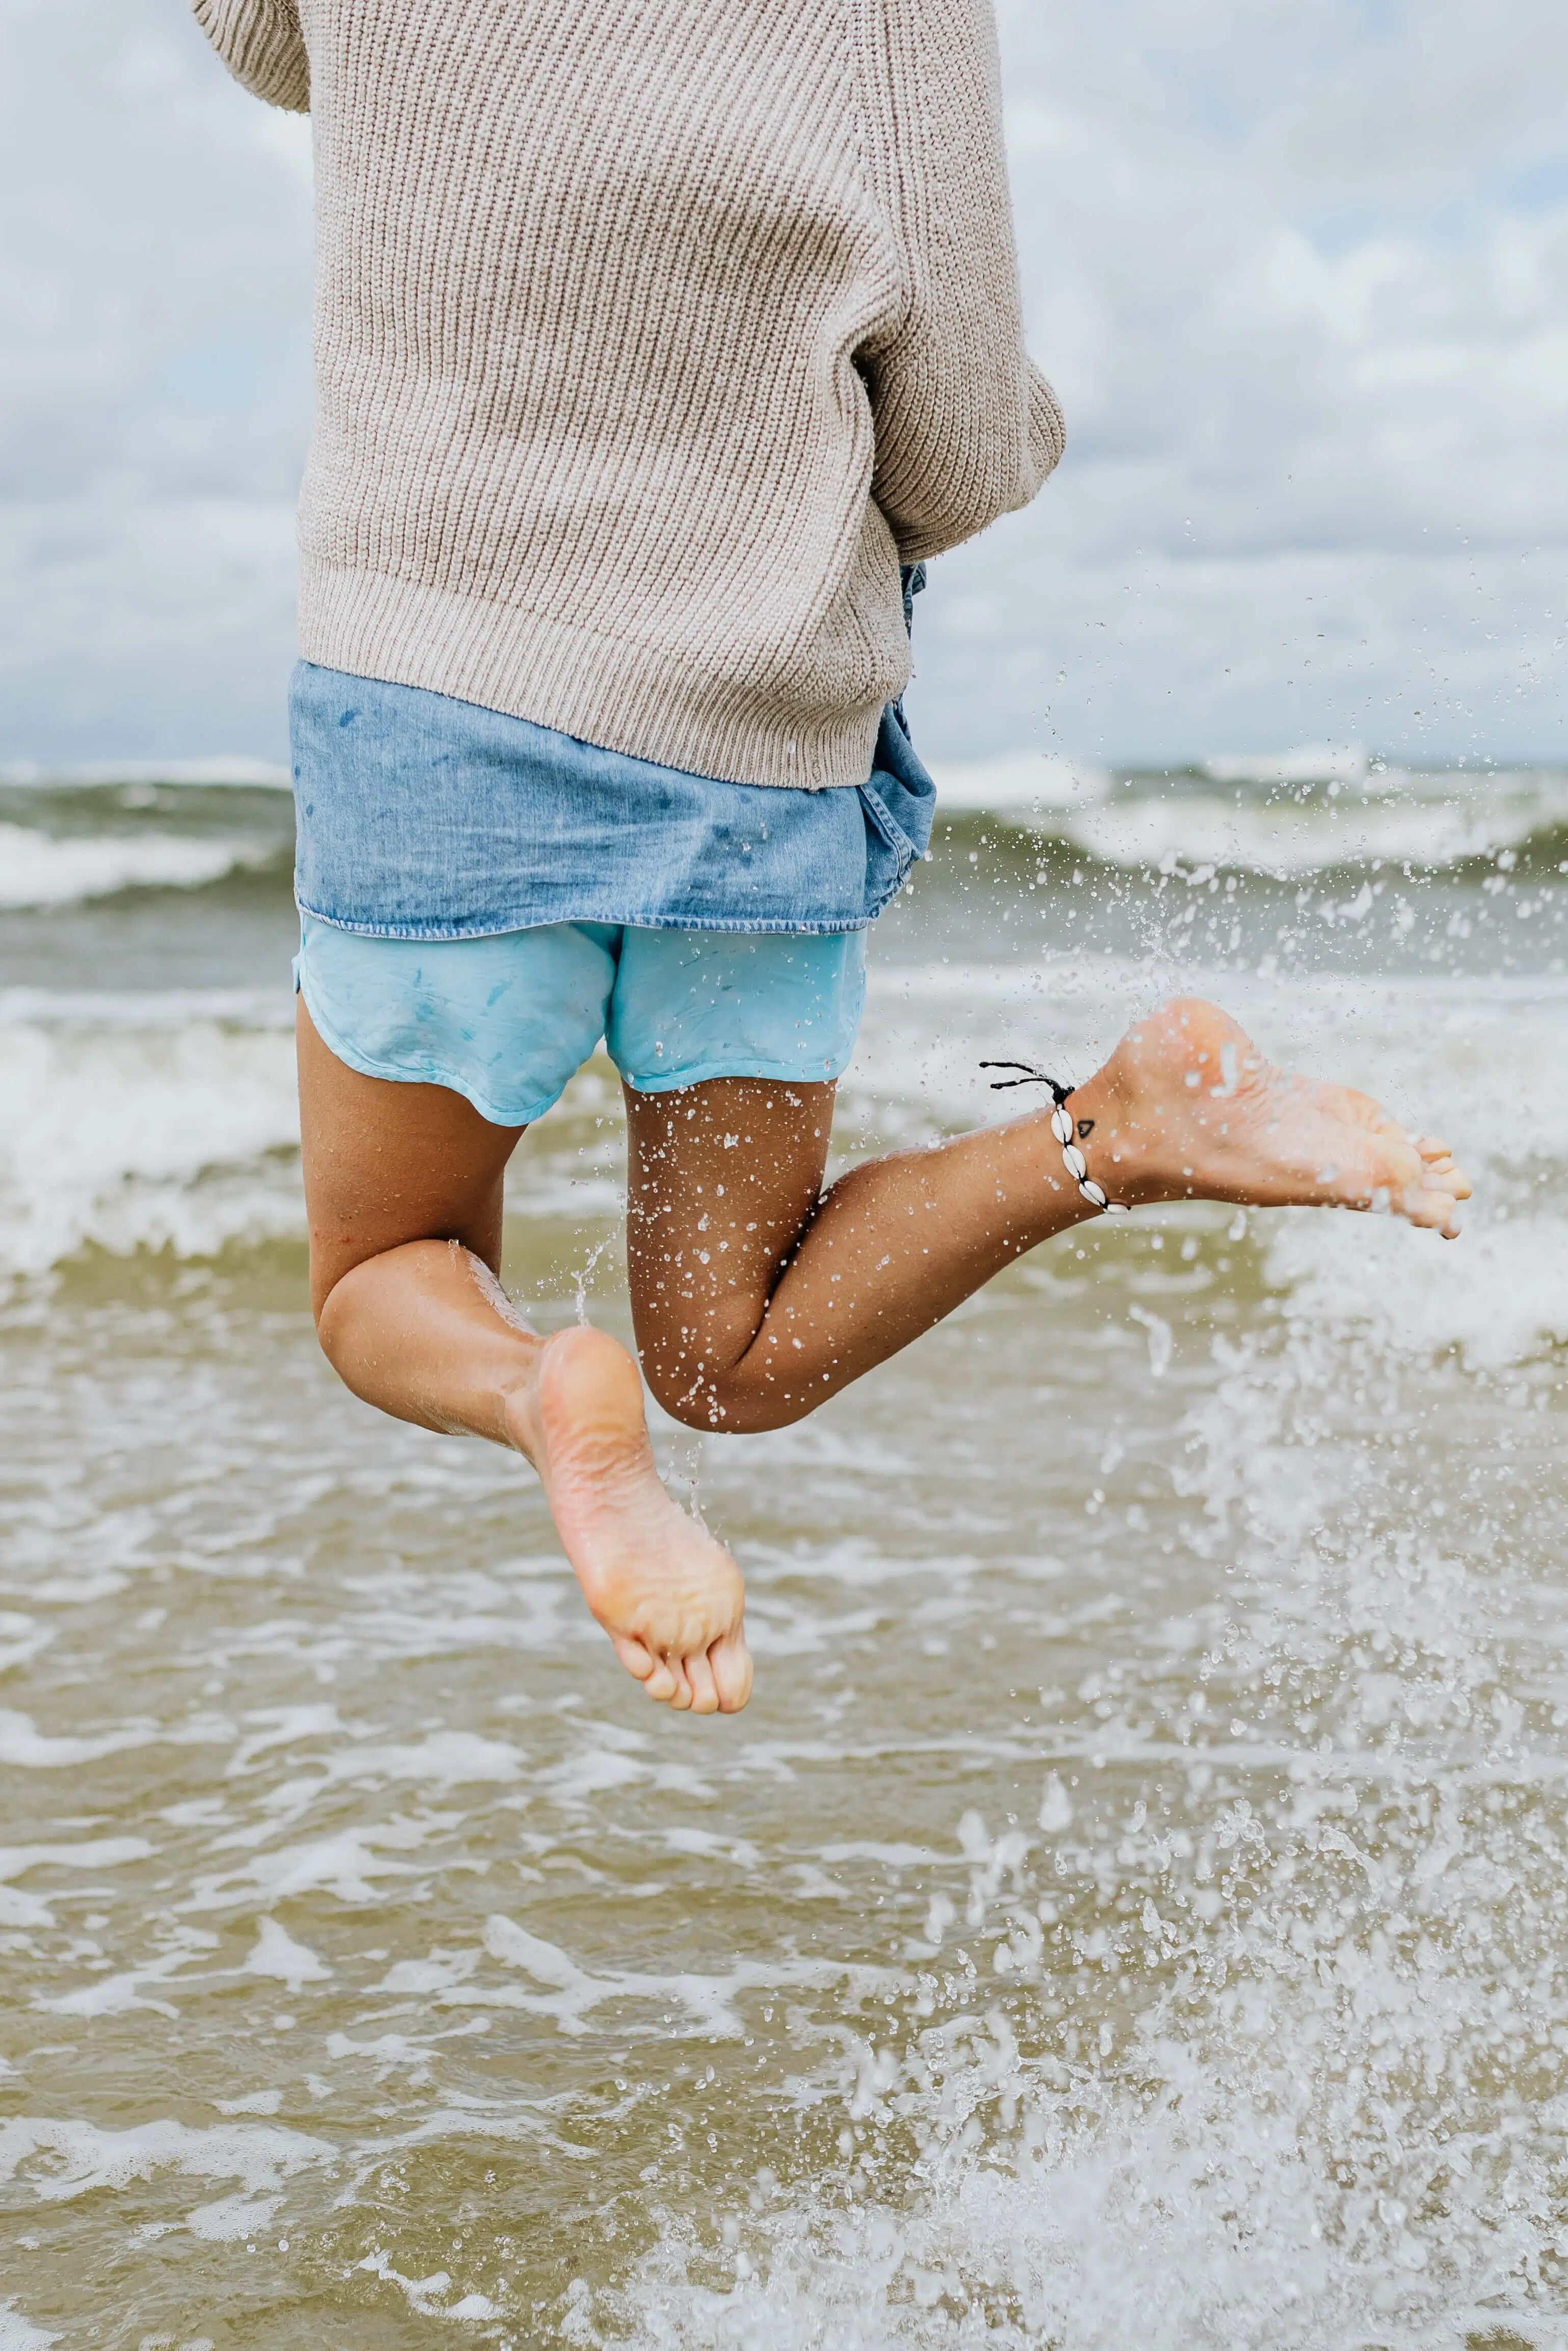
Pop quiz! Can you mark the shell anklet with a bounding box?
[980,1061,1132,1216]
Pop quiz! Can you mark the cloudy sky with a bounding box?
[1,0,1564,768]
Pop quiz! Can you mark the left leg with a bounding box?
[626,995,1470,1434]
[298,993,752,1715]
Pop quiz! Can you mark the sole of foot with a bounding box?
[505,1324,752,1714]
[1072,997,1471,1236]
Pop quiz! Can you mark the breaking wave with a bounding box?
[0,824,282,911]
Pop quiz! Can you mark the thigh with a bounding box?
[294,916,620,1316]
[624,1076,834,1407]
[606,925,866,1095]
[298,997,525,1319]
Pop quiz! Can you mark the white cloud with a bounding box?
[934,0,1568,760]
[0,0,309,759]
[0,0,1563,763]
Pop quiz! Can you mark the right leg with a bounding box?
[298,999,751,1713]
[626,996,1471,1433]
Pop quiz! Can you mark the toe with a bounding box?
[1408,1184,1463,1237]
[1399,1132,1471,1211]
[711,1629,754,1713]
[611,1632,657,1684]
[616,1638,682,1706]
[684,1648,721,1714]
[666,1656,695,1711]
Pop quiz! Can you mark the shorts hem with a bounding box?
[296,966,567,1130]
[625,1054,854,1095]
[295,896,875,941]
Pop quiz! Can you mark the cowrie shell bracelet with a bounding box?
[980,1061,1132,1216]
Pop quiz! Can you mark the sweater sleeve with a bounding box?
[858,0,1063,562]
[190,0,310,112]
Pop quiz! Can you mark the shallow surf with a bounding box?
[1,754,1565,2345]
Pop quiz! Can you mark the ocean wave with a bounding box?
[1202,742,1372,788]
[1064,788,1564,876]
[0,824,281,911]
[0,990,621,1277]
[934,770,1568,876]
[927,752,1112,813]
[0,994,301,1277]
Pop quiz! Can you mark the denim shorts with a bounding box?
[295,914,867,1126]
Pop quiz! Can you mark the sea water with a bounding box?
[0,753,1565,2346]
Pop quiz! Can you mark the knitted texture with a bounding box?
[193,0,1063,790]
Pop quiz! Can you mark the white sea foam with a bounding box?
[214,2089,285,2116]
[353,2251,502,2325]
[0,989,299,1276]
[320,1731,525,1786]
[0,988,633,1277]
[189,1830,427,1911]
[0,1709,153,1768]
[0,823,274,909]
[1268,1206,1568,1367]
[1064,784,1540,873]
[245,1917,331,1991]
[396,1912,901,2041]
[932,754,1568,871]
[0,2306,60,2351]
[599,1286,1568,2350]
[0,2115,334,2234]
[1064,774,1563,872]
[0,1614,54,1672]
[0,1839,154,1931]
[613,2081,1567,2351]
[38,1947,214,2020]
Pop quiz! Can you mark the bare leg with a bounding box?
[628,996,1470,1433]
[298,1003,751,1714]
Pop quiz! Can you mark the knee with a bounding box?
[312,1241,392,1363]
[641,1357,810,1437]
[313,1260,357,1364]
[641,1358,732,1432]
[310,1231,451,1346]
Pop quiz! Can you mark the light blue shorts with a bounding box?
[295,915,867,1127]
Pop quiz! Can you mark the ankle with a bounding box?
[1062,1068,1159,1206]
[497,1357,546,1462]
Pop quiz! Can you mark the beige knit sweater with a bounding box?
[193,0,1063,790]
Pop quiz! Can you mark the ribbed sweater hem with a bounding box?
[298,558,893,794]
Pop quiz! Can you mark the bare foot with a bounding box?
[1067,997,1471,1236]
[504,1325,752,1713]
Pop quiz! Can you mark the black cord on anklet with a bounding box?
[979,1058,1072,1106]
[978,1061,1131,1215]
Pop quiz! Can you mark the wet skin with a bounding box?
[300,995,1470,1716]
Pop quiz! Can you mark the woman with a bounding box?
[194,0,1469,1717]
